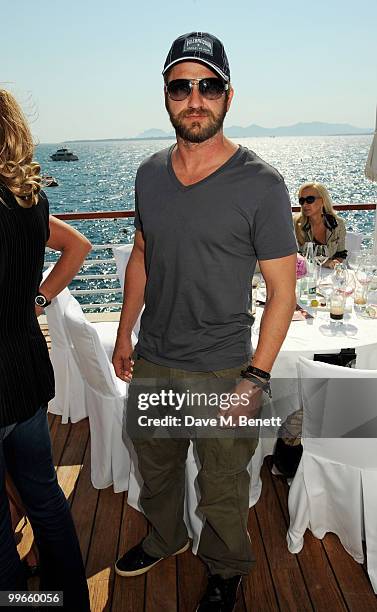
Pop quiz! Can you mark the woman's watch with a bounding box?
[35,293,51,308]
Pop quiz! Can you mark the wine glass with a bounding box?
[354,283,368,314]
[314,245,329,286]
[332,262,349,292]
[365,253,377,290]
[347,251,361,271]
[356,262,373,287]
[337,270,356,298]
[316,276,334,318]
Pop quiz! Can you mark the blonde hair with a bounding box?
[294,181,337,246]
[0,90,41,207]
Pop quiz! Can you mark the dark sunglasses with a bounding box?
[165,78,229,101]
[299,195,321,205]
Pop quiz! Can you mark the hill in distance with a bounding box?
[136,121,372,139]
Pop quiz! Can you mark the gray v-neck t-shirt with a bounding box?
[133,145,297,371]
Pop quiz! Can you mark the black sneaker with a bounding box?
[196,574,242,611]
[115,538,190,577]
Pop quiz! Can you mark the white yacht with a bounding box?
[50,148,79,161]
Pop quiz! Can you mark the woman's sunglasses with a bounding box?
[299,195,321,205]
[165,78,229,101]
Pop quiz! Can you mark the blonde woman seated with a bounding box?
[294,182,347,268]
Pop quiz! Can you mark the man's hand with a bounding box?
[217,378,263,427]
[112,336,134,383]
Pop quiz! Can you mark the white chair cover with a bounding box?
[287,357,377,592]
[345,231,364,255]
[112,244,143,336]
[64,297,136,493]
[112,244,133,294]
[356,341,377,370]
[44,266,87,424]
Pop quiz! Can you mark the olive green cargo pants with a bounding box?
[125,356,259,578]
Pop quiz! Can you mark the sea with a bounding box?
[37,135,377,308]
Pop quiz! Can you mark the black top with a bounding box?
[0,184,55,427]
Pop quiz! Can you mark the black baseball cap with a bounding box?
[163,32,230,82]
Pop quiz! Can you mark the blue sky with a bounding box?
[1,0,376,142]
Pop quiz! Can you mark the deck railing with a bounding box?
[46,204,377,312]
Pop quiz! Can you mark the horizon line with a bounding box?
[37,131,373,146]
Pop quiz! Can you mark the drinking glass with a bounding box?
[332,263,349,292]
[356,262,373,288]
[299,242,316,304]
[329,291,346,328]
[314,245,329,286]
[347,251,361,271]
[319,284,358,337]
[354,284,368,314]
[337,270,356,298]
[317,277,334,309]
[365,253,377,290]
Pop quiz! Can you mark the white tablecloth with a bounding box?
[270,306,377,376]
[262,305,377,427]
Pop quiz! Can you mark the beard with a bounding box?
[166,98,228,143]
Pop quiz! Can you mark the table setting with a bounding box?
[250,247,377,426]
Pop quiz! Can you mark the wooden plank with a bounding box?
[322,534,377,611]
[47,412,55,428]
[243,508,279,612]
[269,456,377,610]
[255,463,312,611]
[49,417,71,466]
[177,543,207,612]
[39,323,51,350]
[48,413,61,445]
[85,486,124,612]
[15,516,35,566]
[270,462,348,612]
[145,554,177,612]
[16,416,377,611]
[112,501,148,612]
[234,581,247,612]
[70,437,100,564]
[56,419,89,503]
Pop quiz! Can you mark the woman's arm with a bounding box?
[324,217,347,268]
[37,216,91,313]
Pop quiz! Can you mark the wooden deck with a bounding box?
[16,414,377,612]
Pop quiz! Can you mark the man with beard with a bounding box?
[113,32,297,611]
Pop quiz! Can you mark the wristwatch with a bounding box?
[35,293,51,308]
